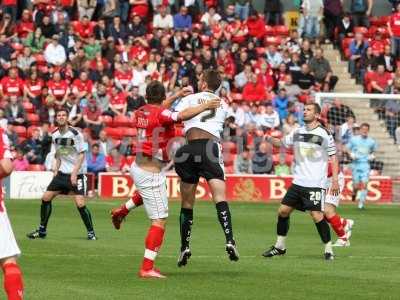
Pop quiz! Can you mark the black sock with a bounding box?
[39,200,52,232]
[179,208,193,251]
[315,219,331,244]
[77,206,94,233]
[277,216,290,236]
[215,201,234,244]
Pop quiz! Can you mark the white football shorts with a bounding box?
[325,173,345,207]
[0,204,21,260]
[130,163,168,220]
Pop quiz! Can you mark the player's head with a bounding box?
[360,123,370,137]
[303,103,321,124]
[146,80,166,105]
[55,108,69,127]
[199,69,221,92]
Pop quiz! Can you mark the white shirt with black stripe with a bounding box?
[283,125,336,188]
[51,127,87,174]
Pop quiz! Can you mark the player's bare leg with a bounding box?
[310,211,334,260]
[1,257,24,300]
[324,203,354,247]
[139,219,167,279]
[111,191,143,230]
[74,195,96,240]
[263,204,294,258]
[177,181,196,267]
[27,191,60,239]
[208,179,239,261]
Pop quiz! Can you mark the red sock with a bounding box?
[131,191,143,206]
[141,225,165,271]
[122,191,143,213]
[341,218,347,227]
[2,263,24,300]
[326,214,346,239]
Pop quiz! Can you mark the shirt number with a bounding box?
[200,109,216,122]
[309,191,322,205]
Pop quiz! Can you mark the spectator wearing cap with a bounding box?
[153,5,174,29]
[350,0,373,27]
[44,35,67,66]
[84,98,103,139]
[242,73,266,103]
[87,143,106,176]
[308,47,338,91]
[12,147,29,171]
[273,88,289,121]
[337,13,354,48]
[348,32,369,78]
[256,103,280,131]
[173,6,192,31]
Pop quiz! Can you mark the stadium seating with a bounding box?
[14,126,27,138]
[27,164,46,171]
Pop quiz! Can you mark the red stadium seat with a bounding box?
[126,155,135,165]
[27,164,45,171]
[264,25,274,36]
[113,115,132,127]
[223,141,237,154]
[364,71,375,93]
[341,37,353,52]
[223,153,236,168]
[201,35,211,46]
[370,16,382,27]
[13,126,27,138]
[256,47,265,56]
[273,25,289,37]
[104,127,121,139]
[354,26,369,36]
[27,113,40,125]
[99,115,113,127]
[23,101,34,113]
[378,15,390,26]
[27,126,39,138]
[124,128,137,137]
[231,93,243,101]
[12,43,24,51]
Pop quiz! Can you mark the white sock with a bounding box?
[325,241,333,254]
[125,199,136,211]
[275,235,286,250]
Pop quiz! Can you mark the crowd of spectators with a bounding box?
[0,0,391,176]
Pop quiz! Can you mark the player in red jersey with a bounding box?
[324,161,354,247]
[0,128,24,300]
[110,87,193,230]
[114,81,219,278]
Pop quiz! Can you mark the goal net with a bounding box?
[315,92,400,202]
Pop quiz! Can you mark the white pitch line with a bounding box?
[21,254,400,260]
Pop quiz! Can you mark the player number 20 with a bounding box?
[309,191,321,202]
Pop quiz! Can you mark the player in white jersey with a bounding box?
[173,69,239,267]
[27,108,96,240]
[0,130,24,300]
[262,103,340,260]
[324,163,354,247]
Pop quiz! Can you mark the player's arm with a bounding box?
[177,98,221,121]
[71,132,86,186]
[329,154,340,196]
[162,86,193,108]
[51,141,61,176]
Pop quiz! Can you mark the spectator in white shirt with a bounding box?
[234,64,252,90]
[200,6,221,26]
[228,101,245,128]
[132,62,150,87]
[256,103,280,130]
[44,35,67,66]
[153,4,174,29]
[266,45,283,70]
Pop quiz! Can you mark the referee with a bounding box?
[262,103,340,260]
[27,108,96,240]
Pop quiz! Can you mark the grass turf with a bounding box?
[2,199,400,300]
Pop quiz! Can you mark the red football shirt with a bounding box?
[114,70,133,87]
[48,79,69,100]
[134,104,179,161]
[25,78,44,97]
[75,22,94,39]
[16,21,34,38]
[72,79,94,95]
[110,92,127,110]
[390,12,400,37]
[1,77,24,97]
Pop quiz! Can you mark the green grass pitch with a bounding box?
[2,199,400,300]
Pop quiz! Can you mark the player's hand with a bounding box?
[206,99,221,109]
[179,86,194,97]
[71,172,78,186]
[330,180,340,196]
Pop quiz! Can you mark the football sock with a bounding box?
[359,190,367,203]
[179,208,193,251]
[325,241,333,254]
[315,219,332,244]
[326,214,346,239]
[341,217,347,227]
[215,201,234,244]
[141,225,165,271]
[125,191,143,211]
[39,200,52,232]
[277,215,290,236]
[2,263,24,300]
[275,236,287,250]
[77,206,94,233]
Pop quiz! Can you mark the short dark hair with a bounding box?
[146,80,166,104]
[92,143,100,148]
[203,69,221,92]
[360,123,370,129]
[305,102,321,114]
[55,107,69,116]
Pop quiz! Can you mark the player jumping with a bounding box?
[0,129,24,300]
[346,123,377,209]
[128,81,220,278]
[173,69,239,267]
[27,108,96,240]
[324,162,354,247]
[262,103,339,260]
